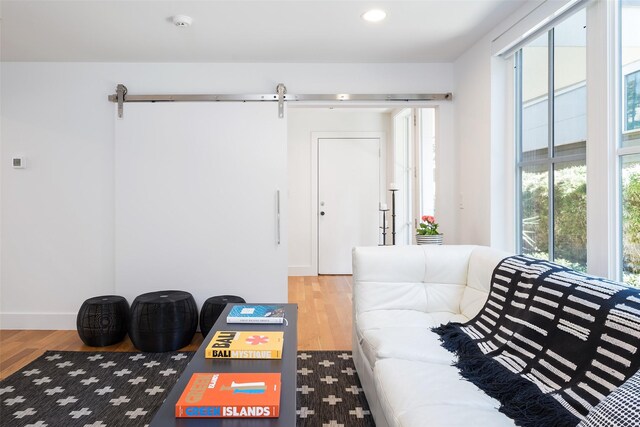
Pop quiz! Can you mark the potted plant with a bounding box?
[416,215,443,245]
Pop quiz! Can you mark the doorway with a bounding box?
[286,106,446,277]
[318,137,380,274]
[287,107,390,276]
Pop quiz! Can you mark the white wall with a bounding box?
[454,36,494,247]
[453,1,567,251]
[1,62,454,329]
[287,109,391,276]
[434,103,458,245]
[2,63,116,330]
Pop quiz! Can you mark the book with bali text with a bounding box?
[175,372,281,418]
[205,331,284,359]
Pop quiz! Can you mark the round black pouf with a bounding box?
[200,295,246,337]
[77,295,129,347]
[129,290,198,352]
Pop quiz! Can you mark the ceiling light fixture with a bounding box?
[361,9,386,23]
[172,15,193,27]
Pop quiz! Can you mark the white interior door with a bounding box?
[318,138,380,274]
[115,103,287,306]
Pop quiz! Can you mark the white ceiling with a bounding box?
[0,0,529,63]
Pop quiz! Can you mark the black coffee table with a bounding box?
[150,303,298,426]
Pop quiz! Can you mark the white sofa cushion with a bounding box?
[360,326,461,366]
[352,245,476,285]
[460,246,511,319]
[355,281,431,314]
[353,245,477,317]
[357,309,453,332]
[353,245,429,284]
[397,403,516,427]
[423,244,475,285]
[374,358,516,427]
[356,309,469,366]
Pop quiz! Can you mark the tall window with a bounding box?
[392,108,438,245]
[619,1,640,286]
[516,9,587,270]
[419,108,437,217]
[393,109,413,245]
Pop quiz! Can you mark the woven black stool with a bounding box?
[200,295,246,337]
[129,290,198,352]
[77,295,129,347]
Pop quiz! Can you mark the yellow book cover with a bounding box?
[205,331,284,359]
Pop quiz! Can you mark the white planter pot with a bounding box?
[416,234,443,245]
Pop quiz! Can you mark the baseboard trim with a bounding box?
[288,265,316,276]
[0,312,77,330]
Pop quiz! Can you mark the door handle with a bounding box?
[276,190,281,245]
[320,211,325,216]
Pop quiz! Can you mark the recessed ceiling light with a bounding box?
[362,9,386,23]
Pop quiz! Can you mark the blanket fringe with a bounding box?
[432,324,580,427]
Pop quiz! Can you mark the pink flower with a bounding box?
[417,214,440,236]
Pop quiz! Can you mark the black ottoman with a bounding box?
[129,290,198,352]
[77,295,129,347]
[200,295,246,337]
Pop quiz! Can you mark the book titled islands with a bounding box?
[205,331,284,359]
[175,372,281,418]
[226,304,286,324]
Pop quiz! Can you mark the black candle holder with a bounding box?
[379,208,389,245]
[390,189,398,245]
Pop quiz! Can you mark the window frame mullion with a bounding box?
[515,50,524,254]
[548,28,556,263]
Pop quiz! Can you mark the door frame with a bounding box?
[309,132,387,276]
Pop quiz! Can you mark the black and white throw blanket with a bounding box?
[433,255,640,427]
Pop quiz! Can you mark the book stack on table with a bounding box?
[151,304,297,426]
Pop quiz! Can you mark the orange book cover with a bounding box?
[175,372,281,418]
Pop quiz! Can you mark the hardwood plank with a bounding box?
[0,276,353,380]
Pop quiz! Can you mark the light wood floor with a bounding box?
[0,276,353,380]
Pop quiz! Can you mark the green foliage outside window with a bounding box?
[623,163,640,287]
[521,163,640,287]
[521,164,587,271]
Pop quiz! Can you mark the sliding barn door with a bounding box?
[115,103,287,306]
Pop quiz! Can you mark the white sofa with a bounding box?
[352,245,516,427]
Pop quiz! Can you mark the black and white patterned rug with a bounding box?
[0,350,374,426]
[296,351,374,426]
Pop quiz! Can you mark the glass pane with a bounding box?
[622,154,640,287]
[622,1,640,148]
[554,9,586,157]
[420,108,436,217]
[521,165,549,259]
[394,109,412,245]
[521,33,549,162]
[553,161,587,271]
